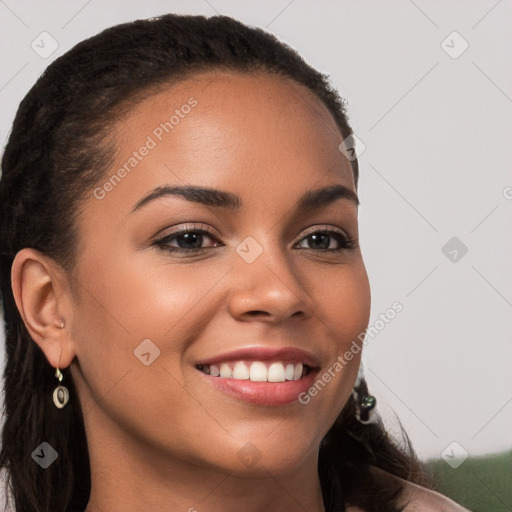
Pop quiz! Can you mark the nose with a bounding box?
[227,238,313,324]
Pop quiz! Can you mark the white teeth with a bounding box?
[267,362,286,382]
[220,363,232,378]
[232,361,250,379]
[199,360,309,382]
[249,361,267,382]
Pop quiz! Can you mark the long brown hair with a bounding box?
[0,13,430,512]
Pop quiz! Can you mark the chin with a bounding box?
[223,435,320,478]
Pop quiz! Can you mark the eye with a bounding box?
[152,224,356,256]
[153,225,223,254]
[295,227,356,253]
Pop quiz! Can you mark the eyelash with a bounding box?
[153,224,356,255]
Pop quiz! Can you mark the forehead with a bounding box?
[86,71,355,221]
[124,70,341,134]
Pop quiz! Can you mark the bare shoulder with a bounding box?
[344,466,471,512]
[345,484,470,512]
[398,479,471,511]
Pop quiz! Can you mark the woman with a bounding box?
[0,13,468,512]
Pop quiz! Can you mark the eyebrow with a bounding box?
[129,183,359,215]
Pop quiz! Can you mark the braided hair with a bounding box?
[0,14,430,512]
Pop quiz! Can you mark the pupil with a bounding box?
[178,233,202,249]
[309,233,329,250]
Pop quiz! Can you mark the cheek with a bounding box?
[70,249,229,400]
[73,247,227,344]
[288,261,370,429]
[318,262,371,348]
[69,256,227,457]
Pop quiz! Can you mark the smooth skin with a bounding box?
[10,71,466,512]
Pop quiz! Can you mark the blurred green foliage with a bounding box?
[425,450,512,512]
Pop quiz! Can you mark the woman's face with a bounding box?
[67,71,371,476]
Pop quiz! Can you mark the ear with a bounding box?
[11,248,77,369]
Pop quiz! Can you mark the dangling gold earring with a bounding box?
[53,368,69,409]
[53,325,69,409]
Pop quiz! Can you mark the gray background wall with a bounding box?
[0,0,510,474]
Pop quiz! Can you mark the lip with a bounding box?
[195,346,322,406]
[195,346,322,369]
[199,367,321,406]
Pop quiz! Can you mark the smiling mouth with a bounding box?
[196,361,311,382]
